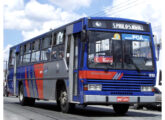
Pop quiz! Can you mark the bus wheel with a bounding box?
[56,98,61,111]
[19,85,35,106]
[19,85,28,106]
[113,104,129,115]
[60,88,75,113]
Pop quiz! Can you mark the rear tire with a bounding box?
[60,88,75,113]
[19,85,28,105]
[27,98,35,106]
[113,104,129,115]
[19,85,35,106]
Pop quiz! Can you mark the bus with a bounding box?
[7,17,157,114]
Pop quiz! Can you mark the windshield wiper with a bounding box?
[130,58,141,73]
[104,63,110,71]
[103,63,113,71]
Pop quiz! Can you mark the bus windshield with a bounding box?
[88,31,154,71]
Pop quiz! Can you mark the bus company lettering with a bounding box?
[112,22,144,31]
[132,35,144,40]
[91,72,113,75]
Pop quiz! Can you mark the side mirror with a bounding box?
[156,44,161,61]
[153,35,161,61]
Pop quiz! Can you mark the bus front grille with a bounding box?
[86,74,155,95]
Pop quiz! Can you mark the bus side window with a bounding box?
[23,43,31,64]
[56,31,64,45]
[9,49,16,67]
[20,46,24,65]
[52,45,64,60]
[51,33,57,60]
[41,35,52,61]
[51,31,65,60]
[53,33,56,46]
[31,40,40,62]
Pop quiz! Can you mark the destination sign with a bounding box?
[112,22,144,31]
[88,20,150,32]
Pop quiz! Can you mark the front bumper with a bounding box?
[84,95,156,104]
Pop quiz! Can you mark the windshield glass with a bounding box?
[88,31,154,71]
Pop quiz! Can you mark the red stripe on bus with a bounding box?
[79,70,117,79]
[34,64,44,99]
[25,68,30,97]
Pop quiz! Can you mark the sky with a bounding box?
[3,0,162,61]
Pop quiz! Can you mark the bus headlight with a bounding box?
[141,86,154,92]
[88,84,102,91]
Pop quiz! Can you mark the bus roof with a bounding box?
[10,17,84,49]
[10,17,150,49]
[89,17,149,24]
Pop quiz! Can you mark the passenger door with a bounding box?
[66,34,74,102]
[66,25,79,102]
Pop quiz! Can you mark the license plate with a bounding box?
[117,97,129,102]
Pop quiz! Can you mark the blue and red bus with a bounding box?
[7,17,157,114]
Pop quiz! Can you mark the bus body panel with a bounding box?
[8,59,69,100]
[43,60,68,99]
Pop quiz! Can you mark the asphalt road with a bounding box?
[4,97,161,120]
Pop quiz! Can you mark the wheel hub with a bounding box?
[19,90,23,101]
[60,91,67,105]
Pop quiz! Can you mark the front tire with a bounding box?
[134,104,143,109]
[60,88,75,113]
[113,104,129,115]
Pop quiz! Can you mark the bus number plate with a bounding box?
[117,97,129,102]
